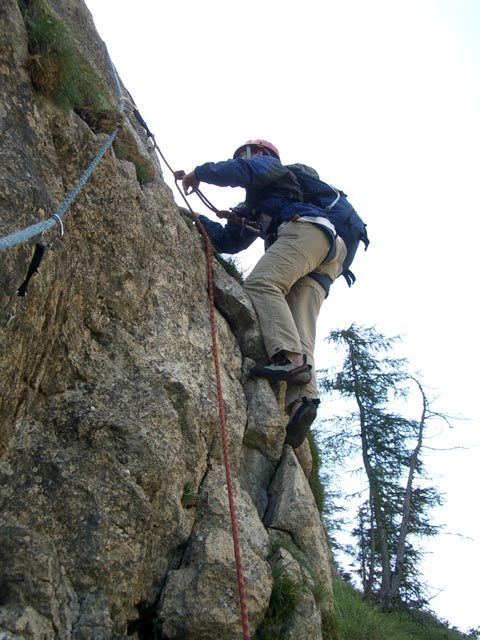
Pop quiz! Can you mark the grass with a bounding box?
[254,565,308,640]
[215,253,245,284]
[20,0,156,186]
[253,539,341,640]
[20,0,119,130]
[333,579,478,640]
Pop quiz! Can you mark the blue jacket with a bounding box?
[194,155,311,254]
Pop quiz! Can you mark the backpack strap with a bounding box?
[308,272,333,297]
[319,224,337,263]
[324,184,341,212]
[343,269,356,287]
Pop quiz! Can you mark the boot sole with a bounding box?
[285,403,318,448]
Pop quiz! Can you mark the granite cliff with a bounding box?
[0,1,333,637]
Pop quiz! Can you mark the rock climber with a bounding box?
[180,139,347,449]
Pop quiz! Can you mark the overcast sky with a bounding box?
[84,0,480,632]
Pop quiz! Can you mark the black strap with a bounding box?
[16,242,46,297]
[343,269,356,287]
[308,272,333,297]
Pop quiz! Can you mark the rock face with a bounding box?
[0,1,333,638]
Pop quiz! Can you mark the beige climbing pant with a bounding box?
[244,219,347,412]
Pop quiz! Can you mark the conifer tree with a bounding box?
[317,323,444,611]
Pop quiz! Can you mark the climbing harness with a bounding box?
[133,108,252,639]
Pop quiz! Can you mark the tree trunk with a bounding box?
[390,380,427,602]
[353,362,391,601]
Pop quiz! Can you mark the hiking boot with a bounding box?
[250,354,312,385]
[285,397,320,449]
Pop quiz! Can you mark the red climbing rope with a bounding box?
[136,115,252,637]
[200,215,251,640]
[176,182,252,640]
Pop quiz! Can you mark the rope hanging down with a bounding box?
[198,220,251,640]
[133,110,252,639]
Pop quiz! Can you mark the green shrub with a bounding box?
[215,253,245,283]
[20,0,117,128]
[254,566,306,640]
[259,541,340,640]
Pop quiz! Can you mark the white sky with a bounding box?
[84,0,479,632]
